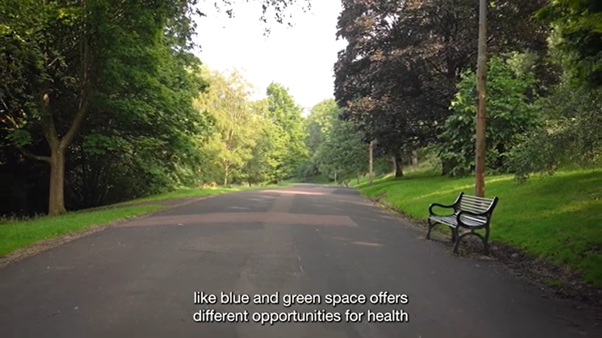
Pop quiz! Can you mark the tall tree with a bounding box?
[194,67,259,185]
[266,82,309,180]
[1,0,203,215]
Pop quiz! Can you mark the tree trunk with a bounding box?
[334,170,337,184]
[394,154,403,178]
[48,148,66,216]
[356,171,360,185]
[411,150,418,166]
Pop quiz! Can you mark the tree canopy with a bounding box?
[1,0,599,217]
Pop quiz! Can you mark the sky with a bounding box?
[192,0,348,113]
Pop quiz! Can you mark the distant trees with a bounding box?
[193,67,308,186]
[299,99,367,183]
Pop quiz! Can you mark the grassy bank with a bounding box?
[356,169,602,285]
[0,205,164,256]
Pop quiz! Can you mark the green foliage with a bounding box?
[1,0,211,213]
[437,55,539,177]
[300,99,368,181]
[508,84,602,181]
[266,82,309,180]
[536,0,602,87]
[6,130,32,147]
[192,68,307,186]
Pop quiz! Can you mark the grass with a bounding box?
[114,183,290,207]
[0,204,164,256]
[115,187,239,206]
[357,168,602,286]
[0,183,288,256]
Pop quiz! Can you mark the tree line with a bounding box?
[1,0,600,217]
[0,0,308,217]
[328,0,600,182]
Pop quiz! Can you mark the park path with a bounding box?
[0,184,599,337]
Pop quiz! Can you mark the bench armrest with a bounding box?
[428,203,455,216]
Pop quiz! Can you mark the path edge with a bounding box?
[0,196,215,269]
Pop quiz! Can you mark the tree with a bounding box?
[194,67,259,186]
[302,99,368,182]
[240,98,289,185]
[437,55,539,177]
[333,0,550,177]
[265,82,309,180]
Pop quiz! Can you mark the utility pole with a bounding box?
[475,0,487,197]
[368,139,375,186]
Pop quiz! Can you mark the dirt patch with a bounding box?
[370,195,602,316]
[0,196,213,268]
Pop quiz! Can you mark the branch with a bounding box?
[19,147,51,163]
[39,95,60,149]
[60,100,88,150]
[61,23,91,150]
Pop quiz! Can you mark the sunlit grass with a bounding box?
[0,183,292,256]
[0,205,164,256]
[358,168,602,285]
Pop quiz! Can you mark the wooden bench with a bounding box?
[426,192,499,255]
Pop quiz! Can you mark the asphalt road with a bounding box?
[0,184,599,337]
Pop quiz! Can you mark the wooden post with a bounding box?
[369,140,375,186]
[475,0,487,197]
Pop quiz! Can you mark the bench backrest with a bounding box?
[454,192,498,215]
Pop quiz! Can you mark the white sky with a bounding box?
[192,0,347,113]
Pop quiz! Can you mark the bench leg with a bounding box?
[426,219,433,240]
[452,228,463,253]
[483,226,490,256]
[452,228,490,255]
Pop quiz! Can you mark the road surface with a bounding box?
[0,184,599,337]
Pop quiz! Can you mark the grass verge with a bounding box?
[114,183,289,207]
[0,204,164,256]
[0,183,291,257]
[357,168,602,286]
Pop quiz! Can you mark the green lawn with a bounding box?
[0,205,164,256]
[357,168,602,285]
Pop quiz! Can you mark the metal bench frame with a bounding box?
[426,192,499,255]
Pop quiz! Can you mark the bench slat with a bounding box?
[459,204,488,213]
[461,195,496,203]
[459,197,494,214]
